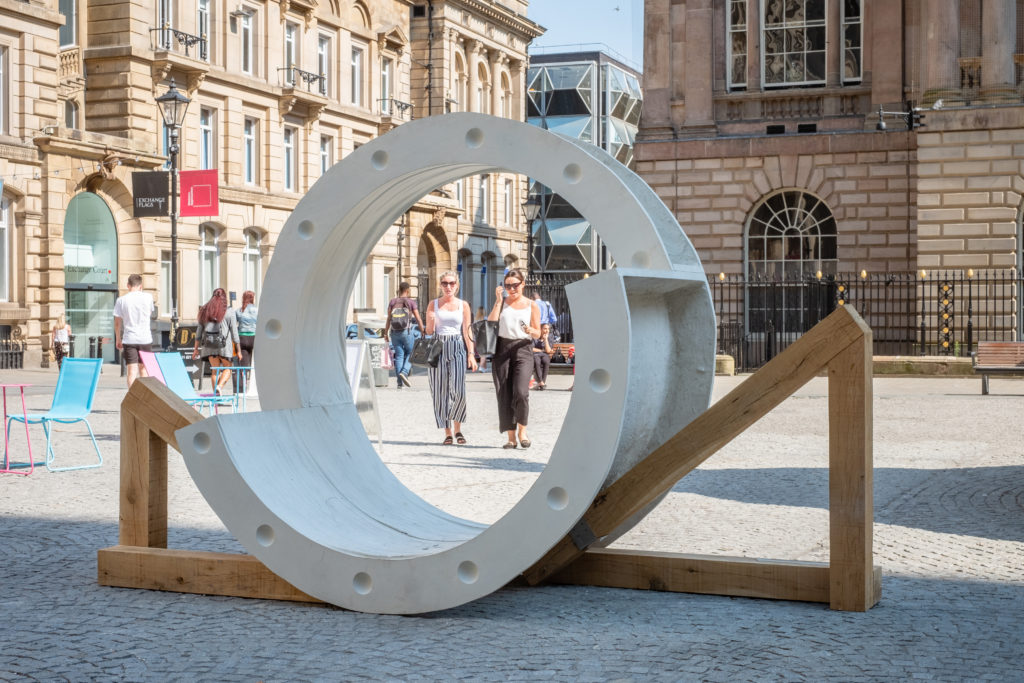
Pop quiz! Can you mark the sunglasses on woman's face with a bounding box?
[504,282,522,290]
[440,281,458,287]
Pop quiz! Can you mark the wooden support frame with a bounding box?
[98,307,879,612]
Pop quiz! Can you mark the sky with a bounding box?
[526,0,644,71]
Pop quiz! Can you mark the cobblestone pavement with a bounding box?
[0,364,1022,681]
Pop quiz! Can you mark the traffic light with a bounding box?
[905,102,925,130]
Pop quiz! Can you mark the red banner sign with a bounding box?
[179,169,219,217]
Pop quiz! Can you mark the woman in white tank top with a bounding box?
[425,271,477,445]
[487,268,541,449]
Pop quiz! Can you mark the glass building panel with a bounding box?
[547,89,588,116]
[611,93,629,119]
[544,193,579,220]
[527,92,543,117]
[763,0,826,86]
[546,116,591,139]
[578,68,593,95]
[546,65,589,89]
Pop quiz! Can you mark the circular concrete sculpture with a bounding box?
[175,113,716,614]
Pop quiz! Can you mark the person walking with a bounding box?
[532,323,554,390]
[424,271,477,445]
[235,290,258,382]
[113,273,155,388]
[532,290,557,328]
[489,268,541,449]
[51,314,72,371]
[192,288,240,395]
[384,281,424,389]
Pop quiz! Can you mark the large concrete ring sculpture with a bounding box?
[175,113,716,614]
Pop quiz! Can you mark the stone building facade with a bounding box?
[637,0,1024,341]
[0,0,540,366]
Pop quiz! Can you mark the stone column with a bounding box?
[509,59,525,121]
[466,40,480,112]
[981,0,1017,101]
[746,0,761,92]
[490,53,506,117]
[637,0,673,140]
[922,0,961,104]
[826,0,841,87]
[682,0,716,135]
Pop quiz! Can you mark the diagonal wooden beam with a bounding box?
[523,306,872,586]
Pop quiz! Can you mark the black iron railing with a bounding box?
[379,98,413,119]
[528,269,1023,371]
[279,67,326,93]
[151,26,207,60]
[0,338,25,369]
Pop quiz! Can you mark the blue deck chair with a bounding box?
[6,357,103,472]
[154,352,236,415]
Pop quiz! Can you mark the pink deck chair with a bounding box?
[139,351,165,384]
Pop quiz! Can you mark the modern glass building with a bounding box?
[526,51,642,275]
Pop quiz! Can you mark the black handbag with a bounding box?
[411,336,442,368]
[470,319,499,356]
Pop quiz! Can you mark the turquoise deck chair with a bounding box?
[6,357,103,472]
[154,352,236,415]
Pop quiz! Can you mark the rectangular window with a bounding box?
[0,199,8,301]
[318,35,331,95]
[320,136,332,174]
[200,228,219,304]
[284,22,298,85]
[0,48,6,135]
[381,57,393,113]
[159,250,172,316]
[243,231,261,299]
[283,127,296,191]
[241,12,254,75]
[199,107,214,170]
[842,0,862,83]
[762,0,826,87]
[503,179,513,225]
[59,0,77,47]
[728,0,747,89]
[476,175,489,224]
[243,117,257,184]
[157,0,172,49]
[455,178,463,207]
[197,0,210,60]
[351,45,364,106]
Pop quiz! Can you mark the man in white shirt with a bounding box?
[113,273,155,387]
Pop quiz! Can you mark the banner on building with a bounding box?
[180,169,219,217]
[132,171,169,217]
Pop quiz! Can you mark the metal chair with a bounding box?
[6,357,103,472]
[153,352,236,415]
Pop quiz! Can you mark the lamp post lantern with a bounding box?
[521,194,542,281]
[155,78,191,348]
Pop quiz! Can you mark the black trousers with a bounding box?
[492,337,533,432]
[533,352,550,384]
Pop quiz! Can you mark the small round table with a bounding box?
[0,383,34,475]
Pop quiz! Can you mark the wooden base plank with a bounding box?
[551,548,881,608]
[97,545,323,604]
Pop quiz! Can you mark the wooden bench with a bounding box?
[551,342,575,366]
[972,341,1024,394]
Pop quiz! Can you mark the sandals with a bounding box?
[519,438,531,449]
[455,432,466,445]
[443,435,454,446]
[502,441,517,449]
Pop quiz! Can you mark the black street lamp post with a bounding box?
[521,195,542,281]
[155,79,192,348]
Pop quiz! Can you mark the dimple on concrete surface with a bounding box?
[0,365,1022,681]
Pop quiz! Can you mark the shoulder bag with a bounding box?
[470,298,504,356]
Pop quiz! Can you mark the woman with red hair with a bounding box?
[192,288,240,394]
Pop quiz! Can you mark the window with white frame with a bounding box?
[243,117,257,184]
[243,229,261,298]
[476,174,489,224]
[727,0,747,89]
[500,74,512,118]
[318,35,331,95]
[351,45,364,106]
[197,0,210,60]
[157,0,173,49]
[0,48,5,135]
[64,100,79,129]
[763,0,826,87]
[199,107,214,170]
[0,198,8,301]
[59,0,77,47]
[381,57,393,113]
[283,126,296,191]
[240,11,254,75]
[320,136,332,174]
[455,177,463,207]
[284,21,298,84]
[199,225,219,303]
[842,0,863,83]
[503,179,513,225]
[159,250,172,316]
[352,263,367,308]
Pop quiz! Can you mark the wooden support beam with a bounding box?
[551,548,881,605]
[117,379,201,548]
[828,334,876,611]
[524,307,873,590]
[98,545,321,604]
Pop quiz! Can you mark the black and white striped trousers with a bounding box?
[428,334,468,428]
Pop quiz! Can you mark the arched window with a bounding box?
[0,197,9,301]
[476,62,490,113]
[500,72,512,119]
[746,189,837,279]
[480,252,496,312]
[243,228,262,299]
[453,53,466,112]
[199,224,219,303]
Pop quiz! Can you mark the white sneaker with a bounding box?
[399,372,411,387]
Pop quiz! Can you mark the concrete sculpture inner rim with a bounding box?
[175,113,716,614]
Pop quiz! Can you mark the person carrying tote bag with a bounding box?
[488,268,541,450]
[424,272,477,446]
